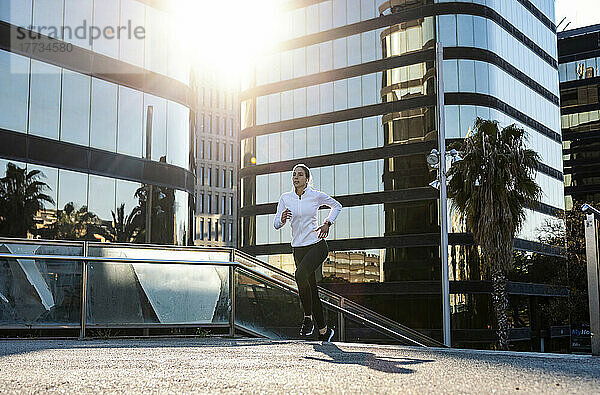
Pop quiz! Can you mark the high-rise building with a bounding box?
[240,0,567,348]
[193,68,240,247]
[558,24,600,209]
[0,0,194,245]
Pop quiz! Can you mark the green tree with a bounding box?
[447,118,542,350]
[563,202,590,326]
[0,162,54,237]
[102,203,142,243]
[38,202,102,241]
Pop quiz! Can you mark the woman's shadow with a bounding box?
[306,342,434,374]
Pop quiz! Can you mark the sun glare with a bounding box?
[171,0,282,83]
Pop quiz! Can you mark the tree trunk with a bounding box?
[491,265,509,350]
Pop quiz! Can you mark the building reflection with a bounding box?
[322,251,382,283]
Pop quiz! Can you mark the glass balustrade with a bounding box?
[0,238,442,347]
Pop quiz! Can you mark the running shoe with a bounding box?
[318,327,334,342]
[300,317,314,337]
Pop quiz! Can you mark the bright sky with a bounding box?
[170,0,281,84]
[556,0,600,30]
[167,0,600,83]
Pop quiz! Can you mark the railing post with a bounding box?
[229,253,236,338]
[585,213,600,356]
[338,297,346,342]
[79,241,88,339]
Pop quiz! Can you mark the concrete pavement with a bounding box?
[0,338,598,394]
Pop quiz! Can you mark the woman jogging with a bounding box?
[274,164,342,342]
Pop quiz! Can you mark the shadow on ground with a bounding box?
[1,338,599,382]
[307,342,434,374]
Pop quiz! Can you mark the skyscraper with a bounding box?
[559,24,600,209]
[239,0,567,348]
[194,67,240,247]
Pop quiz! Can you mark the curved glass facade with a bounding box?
[240,0,566,348]
[0,1,194,245]
[0,0,190,84]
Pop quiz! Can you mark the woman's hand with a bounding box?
[314,222,330,238]
[281,208,292,224]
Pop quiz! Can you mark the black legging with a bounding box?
[293,239,329,330]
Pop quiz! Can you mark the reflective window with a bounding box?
[120,0,145,67]
[255,73,381,125]
[174,190,188,245]
[92,0,119,58]
[0,0,33,28]
[144,94,167,160]
[61,70,91,146]
[64,0,93,49]
[29,60,61,140]
[145,6,168,75]
[115,179,140,218]
[88,175,116,221]
[58,169,88,210]
[33,0,63,36]
[347,0,360,24]
[27,163,58,212]
[457,15,474,47]
[0,50,29,133]
[90,78,118,152]
[167,101,190,168]
[117,86,143,157]
[249,159,384,205]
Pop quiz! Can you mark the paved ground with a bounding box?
[0,338,598,394]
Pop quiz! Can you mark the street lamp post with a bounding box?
[436,42,451,347]
[145,106,154,244]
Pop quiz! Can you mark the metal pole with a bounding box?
[145,106,154,244]
[338,297,346,342]
[79,241,88,339]
[436,42,451,347]
[229,265,236,338]
[584,213,600,356]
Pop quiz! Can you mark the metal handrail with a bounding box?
[0,251,424,345]
[235,265,427,347]
[0,253,233,266]
[0,242,442,346]
[233,248,446,347]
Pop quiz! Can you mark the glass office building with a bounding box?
[0,0,194,245]
[559,24,600,209]
[240,0,567,348]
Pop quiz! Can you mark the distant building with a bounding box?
[193,68,240,247]
[558,24,600,209]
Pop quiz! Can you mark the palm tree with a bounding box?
[447,118,541,350]
[38,202,102,241]
[102,203,142,243]
[0,163,54,237]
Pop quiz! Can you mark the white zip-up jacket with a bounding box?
[273,186,342,247]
